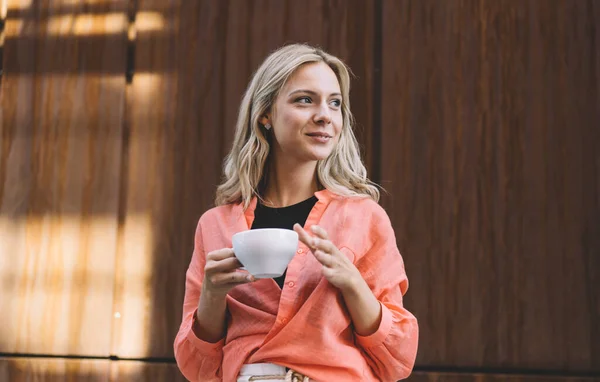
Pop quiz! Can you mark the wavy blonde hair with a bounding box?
[215,43,380,208]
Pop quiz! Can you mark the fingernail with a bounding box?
[246,275,254,281]
[311,226,318,232]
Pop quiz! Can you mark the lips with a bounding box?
[306,132,332,138]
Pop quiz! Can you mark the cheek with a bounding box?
[333,115,344,136]
[279,112,307,137]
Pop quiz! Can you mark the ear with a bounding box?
[259,113,270,126]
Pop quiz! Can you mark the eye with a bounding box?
[295,96,312,104]
[330,99,342,108]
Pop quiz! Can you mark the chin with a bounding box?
[294,142,337,162]
[305,150,333,162]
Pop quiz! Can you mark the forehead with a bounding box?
[281,62,341,94]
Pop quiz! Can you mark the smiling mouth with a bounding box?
[306,133,332,138]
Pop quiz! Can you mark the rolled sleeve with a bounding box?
[354,302,394,348]
[186,310,225,355]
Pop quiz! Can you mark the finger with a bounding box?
[294,223,315,249]
[209,271,254,285]
[205,256,243,274]
[321,266,335,279]
[311,238,337,254]
[313,249,334,267]
[310,225,329,240]
[207,248,235,261]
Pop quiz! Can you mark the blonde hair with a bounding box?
[215,43,380,208]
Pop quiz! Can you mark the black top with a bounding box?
[251,195,318,289]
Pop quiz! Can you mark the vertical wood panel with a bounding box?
[381,0,600,371]
[113,0,375,358]
[0,0,127,356]
[110,360,186,382]
[110,0,234,358]
[0,358,187,381]
[407,373,600,382]
[109,0,183,358]
[0,358,109,382]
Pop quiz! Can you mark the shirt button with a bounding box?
[297,248,304,254]
[288,281,295,288]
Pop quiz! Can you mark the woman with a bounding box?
[174,44,418,382]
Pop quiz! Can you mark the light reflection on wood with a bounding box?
[0,0,128,355]
[0,357,187,381]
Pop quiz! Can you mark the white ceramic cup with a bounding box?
[231,228,299,278]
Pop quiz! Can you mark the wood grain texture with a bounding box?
[111,0,376,358]
[3,0,161,74]
[380,0,600,372]
[2,0,598,378]
[109,360,186,382]
[0,357,186,382]
[408,372,600,382]
[0,357,109,382]
[2,358,597,382]
[110,0,228,359]
[0,0,127,355]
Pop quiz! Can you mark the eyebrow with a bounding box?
[288,89,342,98]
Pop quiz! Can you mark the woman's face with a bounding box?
[262,62,344,165]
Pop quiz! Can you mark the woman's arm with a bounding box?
[174,221,254,382]
[339,274,382,337]
[193,291,228,343]
[193,248,255,342]
[294,209,419,381]
[173,247,225,382]
[295,224,383,336]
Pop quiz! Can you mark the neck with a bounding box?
[262,155,319,208]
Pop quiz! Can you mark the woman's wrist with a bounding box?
[193,288,228,343]
[340,272,366,297]
[200,286,227,305]
[341,276,382,337]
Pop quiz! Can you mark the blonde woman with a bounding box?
[174,44,418,382]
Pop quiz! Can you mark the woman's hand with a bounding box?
[202,248,254,299]
[294,224,383,337]
[293,224,362,294]
[194,248,253,343]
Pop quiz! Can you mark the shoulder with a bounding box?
[331,195,392,227]
[199,203,236,221]
[326,195,396,255]
[195,203,241,232]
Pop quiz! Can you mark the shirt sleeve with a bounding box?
[352,206,419,381]
[173,217,225,382]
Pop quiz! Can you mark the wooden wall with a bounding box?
[380,0,600,374]
[0,0,598,381]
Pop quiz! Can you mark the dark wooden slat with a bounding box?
[381,0,600,371]
[408,371,600,382]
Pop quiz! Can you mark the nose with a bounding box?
[313,102,332,125]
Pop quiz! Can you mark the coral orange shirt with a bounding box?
[174,189,418,382]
